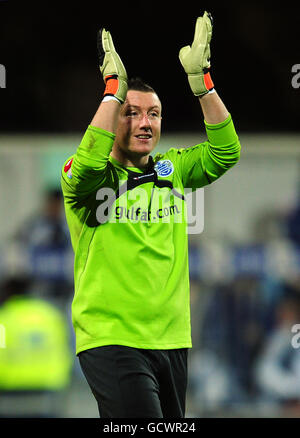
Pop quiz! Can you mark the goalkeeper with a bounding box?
[61,12,240,418]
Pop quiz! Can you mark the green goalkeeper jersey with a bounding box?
[61,114,240,355]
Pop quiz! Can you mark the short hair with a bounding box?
[127,77,157,94]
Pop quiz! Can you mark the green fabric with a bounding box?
[61,114,240,354]
[0,296,72,390]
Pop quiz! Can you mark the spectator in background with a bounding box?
[198,274,266,403]
[253,283,300,415]
[0,275,73,417]
[285,198,300,247]
[17,189,69,247]
[11,188,73,304]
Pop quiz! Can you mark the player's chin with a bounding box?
[131,138,156,155]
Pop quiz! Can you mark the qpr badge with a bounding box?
[154,160,174,177]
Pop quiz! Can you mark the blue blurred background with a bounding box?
[0,1,300,418]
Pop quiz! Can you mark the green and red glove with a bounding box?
[179,11,215,97]
[97,28,128,103]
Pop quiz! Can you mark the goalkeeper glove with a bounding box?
[97,28,128,103]
[179,11,214,97]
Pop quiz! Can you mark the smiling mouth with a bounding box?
[135,134,152,139]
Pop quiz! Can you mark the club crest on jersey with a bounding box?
[154,160,174,177]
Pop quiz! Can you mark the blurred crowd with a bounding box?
[188,196,300,417]
[0,187,300,417]
[0,189,74,417]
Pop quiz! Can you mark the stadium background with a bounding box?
[0,1,300,417]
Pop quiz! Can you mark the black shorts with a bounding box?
[78,345,188,418]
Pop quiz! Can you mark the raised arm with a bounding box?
[179,11,230,125]
[198,90,229,124]
[90,28,128,133]
[61,29,128,196]
[177,12,240,190]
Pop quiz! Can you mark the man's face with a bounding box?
[114,90,162,159]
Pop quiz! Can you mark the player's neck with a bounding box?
[110,148,149,170]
